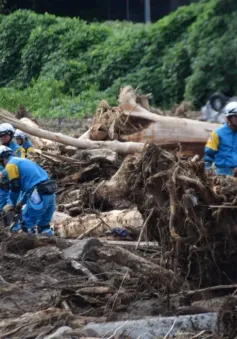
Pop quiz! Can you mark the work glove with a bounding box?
[3,204,14,214]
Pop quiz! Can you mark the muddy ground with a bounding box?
[0,229,186,338]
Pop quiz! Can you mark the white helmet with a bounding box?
[0,145,12,158]
[14,129,27,140]
[0,123,15,136]
[225,102,237,117]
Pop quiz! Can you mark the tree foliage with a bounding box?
[0,0,236,118]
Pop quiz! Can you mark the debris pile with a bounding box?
[29,145,237,337]
[1,86,237,338]
[41,143,237,289]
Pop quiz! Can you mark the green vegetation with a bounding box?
[0,0,235,118]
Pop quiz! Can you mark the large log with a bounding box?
[0,110,144,154]
[54,208,143,238]
[119,86,220,144]
[20,117,56,149]
[119,86,221,156]
[0,107,220,155]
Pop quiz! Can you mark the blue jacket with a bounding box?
[8,140,25,158]
[5,157,49,205]
[205,123,237,170]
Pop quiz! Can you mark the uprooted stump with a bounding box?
[100,143,237,288]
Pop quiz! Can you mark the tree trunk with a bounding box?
[0,108,219,156]
[0,110,144,154]
[119,86,220,156]
[20,117,56,149]
[54,208,143,238]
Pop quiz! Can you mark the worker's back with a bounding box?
[6,157,48,193]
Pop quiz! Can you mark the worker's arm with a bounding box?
[5,163,21,206]
[204,131,219,171]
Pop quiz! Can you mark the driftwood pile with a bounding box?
[40,143,237,288]
[33,145,237,338]
[1,87,237,338]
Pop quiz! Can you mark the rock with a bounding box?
[62,238,102,260]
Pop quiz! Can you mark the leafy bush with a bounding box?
[0,11,40,86]
[0,0,237,117]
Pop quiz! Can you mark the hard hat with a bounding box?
[225,102,237,117]
[0,123,15,136]
[14,129,27,140]
[0,145,12,158]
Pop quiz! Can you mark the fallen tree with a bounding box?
[0,109,145,154]
[119,86,220,145]
[86,86,220,156]
[20,117,56,149]
[0,86,220,156]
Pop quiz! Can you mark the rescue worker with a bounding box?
[14,129,34,158]
[0,123,25,158]
[204,102,237,176]
[0,146,56,235]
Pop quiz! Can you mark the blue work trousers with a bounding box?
[19,193,56,233]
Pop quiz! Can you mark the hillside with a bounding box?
[0,0,236,118]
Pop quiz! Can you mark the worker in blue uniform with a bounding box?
[0,146,56,235]
[205,102,237,176]
[14,129,34,158]
[0,123,25,158]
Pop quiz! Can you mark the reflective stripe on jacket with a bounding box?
[8,140,25,158]
[23,140,34,158]
[204,123,237,169]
